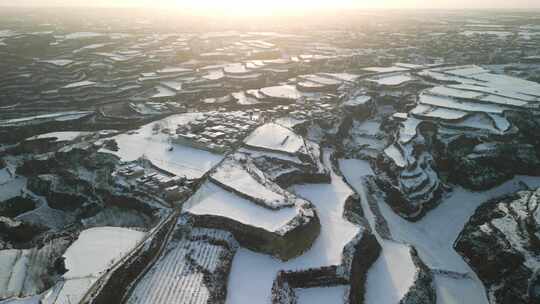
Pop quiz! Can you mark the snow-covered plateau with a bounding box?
[3,14,540,304]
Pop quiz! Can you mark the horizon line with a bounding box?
[1,5,540,10]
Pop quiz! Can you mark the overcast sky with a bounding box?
[1,0,539,9]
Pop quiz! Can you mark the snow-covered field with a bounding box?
[351,121,381,137]
[25,132,89,143]
[363,66,410,73]
[183,182,296,232]
[226,151,361,304]
[383,145,407,168]
[365,241,416,304]
[210,158,293,209]
[151,86,176,99]
[340,158,540,304]
[0,112,93,127]
[343,95,372,108]
[0,238,68,300]
[320,73,360,82]
[45,278,97,304]
[224,63,250,74]
[419,93,507,114]
[259,85,303,100]
[244,123,305,155]
[0,175,26,202]
[127,249,208,304]
[0,227,143,303]
[338,159,418,303]
[42,227,145,304]
[423,65,540,99]
[62,227,145,279]
[61,81,96,90]
[238,147,303,165]
[460,30,513,38]
[296,286,347,304]
[232,91,263,105]
[368,73,415,86]
[400,66,540,156]
[101,113,223,179]
[411,104,468,121]
[442,65,489,77]
[0,168,11,185]
[299,74,342,86]
[428,86,484,100]
[62,32,103,40]
[40,60,74,67]
[126,228,235,304]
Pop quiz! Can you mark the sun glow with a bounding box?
[3,0,539,10]
[172,0,358,16]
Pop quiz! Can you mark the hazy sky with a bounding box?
[1,0,539,10]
